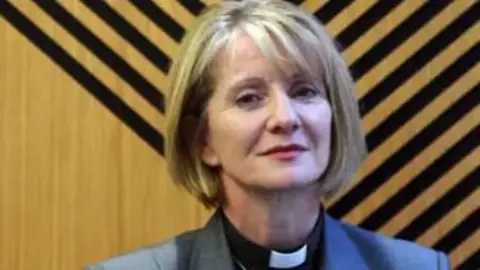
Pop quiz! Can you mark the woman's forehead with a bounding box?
[213,32,306,80]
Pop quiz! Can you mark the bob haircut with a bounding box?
[166,0,367,208]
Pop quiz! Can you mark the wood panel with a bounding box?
[0,1,478,269]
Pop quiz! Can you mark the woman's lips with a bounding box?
[259,144,308,161]
[265,149,305,161]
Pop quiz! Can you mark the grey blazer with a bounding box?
[85,211,450,270]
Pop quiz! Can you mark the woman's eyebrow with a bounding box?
[229,76,266,90]
[223,76,266,99]
[289,72,308,82]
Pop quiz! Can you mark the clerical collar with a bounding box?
[221,208,324,269]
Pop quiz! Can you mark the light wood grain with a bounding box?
[0,1,477,269]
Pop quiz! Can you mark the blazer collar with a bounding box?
[190,210,235,270]
[322,214,369,270]
[190,209,368,270]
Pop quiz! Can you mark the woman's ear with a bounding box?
[183,115,220,167]
[201,143,220,167]
[199,122,220,167]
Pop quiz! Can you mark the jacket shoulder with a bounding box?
[341,223,450,269]
[84,229,201,270]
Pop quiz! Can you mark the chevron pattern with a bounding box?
[1,1,478,268]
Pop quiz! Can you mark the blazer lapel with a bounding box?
[322,213,369,270]
[189,210,235,270]
[189,210,369,270]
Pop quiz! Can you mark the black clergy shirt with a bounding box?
[221,209,324,270]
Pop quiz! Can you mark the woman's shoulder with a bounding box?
[84,229,202,270]
[338,221,450,269]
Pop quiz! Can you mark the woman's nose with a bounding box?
[266,92,300,134]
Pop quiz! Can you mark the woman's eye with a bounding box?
[235,93,263,107]
[293,86,320,99]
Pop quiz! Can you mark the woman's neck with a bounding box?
[221,180,322,251]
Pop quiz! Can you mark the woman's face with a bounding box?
[201,31,332,192]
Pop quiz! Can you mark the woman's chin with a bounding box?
[252,177,317,192]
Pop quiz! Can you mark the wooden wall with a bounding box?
[0,1,478,269]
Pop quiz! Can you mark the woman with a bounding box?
[87,1,450,269]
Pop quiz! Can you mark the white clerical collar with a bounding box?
[269,244,308,269]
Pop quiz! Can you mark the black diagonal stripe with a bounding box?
[349,1,449,80]
[366,43,479,152]
[0,2,164,156]
[358,3,479,116]
[361,129,479,232]
[177,0,206,16]
[327,84,478,220]
[313,0,353,25]
[433,207,480,253]
[457,249,480,270]
[285,0,305,5]
[80,0,171,73]
[395,165,479,242]
[33,1,164,114]
[336,0,402,51]
[128,0,184,43]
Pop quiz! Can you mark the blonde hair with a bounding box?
[166,0,367,208]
